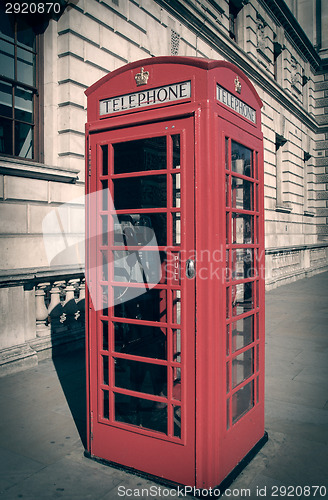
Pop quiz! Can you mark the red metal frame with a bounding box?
[85,56,265,489]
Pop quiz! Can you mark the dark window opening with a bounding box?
[0,8,43,161]
[229,0,243,42]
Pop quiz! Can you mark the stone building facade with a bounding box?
[0,0,327,374]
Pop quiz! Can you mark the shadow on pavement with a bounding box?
[51,343,87,449]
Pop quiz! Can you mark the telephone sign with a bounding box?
[100,81,191,115]
[85,56,267,489]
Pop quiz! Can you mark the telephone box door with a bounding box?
[87,117,196,484]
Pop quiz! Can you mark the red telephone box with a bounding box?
[85,57,266,489]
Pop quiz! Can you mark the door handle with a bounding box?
[186,259,196,279]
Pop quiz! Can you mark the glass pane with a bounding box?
[0,40,14,80]
[172,135,180,168]
[114,289,167,322]
[115,358,167,397]
[226,362,230,392]
[0,12,15,43]
[115,393,167,434]
[226,250,230,281]
[232,380,254,424]
[0,81,12,117]
[172,212,181,245]
[114,213,167,247]
[225,174,229,206]
[173,406,181,438]
[232,348,253,388]
[102,285,108,316]
[102,145,108,175]
[101,180,108,210]
[0,117,13,155]
[102,321,109,351]
[226,286,230,318]
[15,122,33,158]
[113,250,166,284]
[226,398,230,430]
[114,175,166,209]
[17,19,36,50]
[103,390,109,419]
[232,282,253,316]
[172,290,181,324]
[231,176,253,210]
[114,323,166,359]
[172,329,181,362]
[103,355,109,385]
[232,213,253,244]
[225,137,229,170]
[101,215,108,245]
[231,141,252,177]
[15,86,33,123]
[172,173,180,207]
[101,250,108,281]
[114,136,166,174]
[232,315,253,353]
[226,324,230,356]
[172,367,181,400]
[17,47,35,86]
[232,248,254,280]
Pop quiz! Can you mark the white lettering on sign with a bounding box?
[100,81,191,116]
[217,85,256,123]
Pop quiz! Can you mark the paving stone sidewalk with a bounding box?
[0,272,327,499]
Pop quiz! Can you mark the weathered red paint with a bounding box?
[85,56,265,488]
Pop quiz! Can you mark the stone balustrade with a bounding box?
[0,267,85,376]
[35,278,85,338]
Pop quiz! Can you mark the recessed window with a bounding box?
[0,9,42,160]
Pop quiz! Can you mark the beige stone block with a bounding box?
[58,104,87,134]
[69,205,85,233]
[127,44,150,62]
[101,0,128,19]
[143,20,168,56]
[58,131,85,157]
[58,81,86,108]
[58,31,84,59]
[84,43,116,72]
[49,182,85,204]
[85,0,115,28]
[129,2,147,32]
[0,287,27,348]
[180,24,197,49]
[0,203,27,234]
[179,40,197,57]
[0,175,3,199]
[114,15,141,45]
[0,235,50,269]
[57,157,85,181]
[29,204,61,234]
[140,0,162,22]
[58,56,106,88]
[100,27,129,61]
[5,177,48,202]
[58,7,100,46]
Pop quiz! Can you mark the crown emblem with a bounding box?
[134,67,149,86]
[234,76,242,94]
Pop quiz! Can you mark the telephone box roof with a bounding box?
[85,56,262,108]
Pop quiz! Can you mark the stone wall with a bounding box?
[0,0,327,375]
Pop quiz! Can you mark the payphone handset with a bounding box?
[113,214,162,302]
